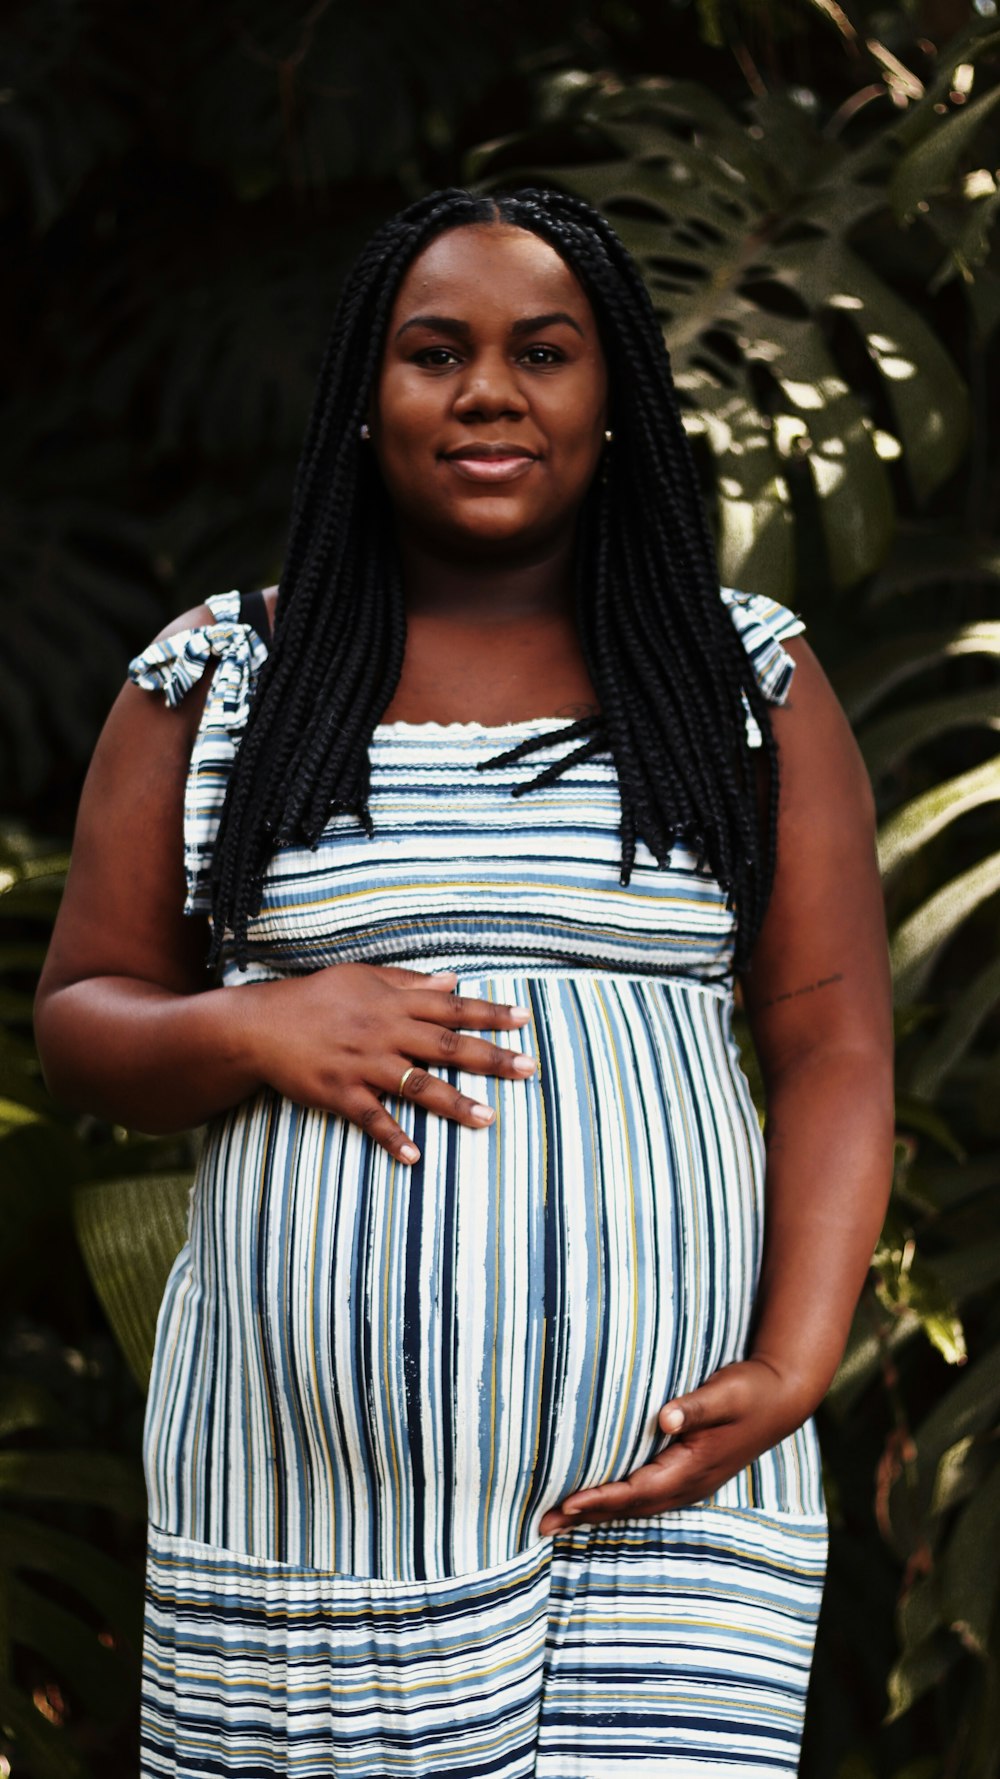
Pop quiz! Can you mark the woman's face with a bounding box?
[368,222,610,556]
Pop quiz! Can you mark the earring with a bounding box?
[604,428,613,443]
[359,422,371,441]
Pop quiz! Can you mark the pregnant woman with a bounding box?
[35,185,893,1776]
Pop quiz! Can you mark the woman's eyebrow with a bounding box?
[394,310,585,341]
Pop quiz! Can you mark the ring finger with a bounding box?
[379,1058,497,1129]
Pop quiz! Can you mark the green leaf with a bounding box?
[890,85,1000,225]
[872,1238,967,1365]
[833,623,1000,724]
[886,1627,961,1721]
[73,1174,193,1388]
[891,852,1000,1006]
[894,1095,965,1159]
[866,523,1000,608]
[932,1242,1000,1308]
[905,958,1000,1100]
[0,1511,141,1655]
[878,758,1000,882]
[827,1295,926,1416]
[930,1434,998,1517]
[471,72,984,594]
[913,1349,1000,1506]
[940,1465,1000,1652]
[0,1377,77,1443]
[0,1450,146,1518]
[860,688,1000,781]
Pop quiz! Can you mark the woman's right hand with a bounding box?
[34,653,537,1144]
[241,963,536,1163]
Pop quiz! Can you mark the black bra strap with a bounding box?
[239,587,272,648]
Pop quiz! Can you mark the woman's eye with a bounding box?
[413,347,459,367]
[411,345,565,368]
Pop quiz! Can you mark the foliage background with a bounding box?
[3,0,1000,1773]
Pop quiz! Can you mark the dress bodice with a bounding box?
[128,587,804,987]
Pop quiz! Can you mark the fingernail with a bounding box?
[400,1143,420,1162]
[512,1056,536,1075]
[662,1408,684,1431]
[430,972,458,982]
[470,1105,495,1125]
[509,1005,531,1020]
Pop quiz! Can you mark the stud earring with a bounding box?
[359,422,371,441]
[604,428,613,443]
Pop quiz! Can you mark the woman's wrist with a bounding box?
[194,977,278,1096]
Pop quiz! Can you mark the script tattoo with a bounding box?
[756,972,845,1012]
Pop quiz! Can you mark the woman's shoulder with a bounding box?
[127,588,270,720]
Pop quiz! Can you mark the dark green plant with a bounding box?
[0,832,194,1779]
[465,64,1000,1766]
[3,5,1000,1772]
[465,26,1000,598]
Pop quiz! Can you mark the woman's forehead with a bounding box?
[390,224,595,322]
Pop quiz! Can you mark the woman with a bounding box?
[35,185,894,1777]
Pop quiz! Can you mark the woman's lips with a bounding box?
[444,455,538,483]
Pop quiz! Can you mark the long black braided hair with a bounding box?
[207,185,781,975]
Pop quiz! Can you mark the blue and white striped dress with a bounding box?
[129,587,827,1778]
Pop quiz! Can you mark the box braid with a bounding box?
[206,184,780,975]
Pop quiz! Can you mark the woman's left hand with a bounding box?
[537,1357,817,1535]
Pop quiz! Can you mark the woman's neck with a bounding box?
[380,534,599,726]
[395,531,576,625]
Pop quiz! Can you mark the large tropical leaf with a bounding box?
[466,38,1000,594]
[74,1175,193,1390]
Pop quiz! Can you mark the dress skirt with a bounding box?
[138,974,827,1778]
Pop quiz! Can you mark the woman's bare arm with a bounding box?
[34,608,537,1147]
[540,636,894,1530]
[33,604,261,1131]
[737,637,894,1406]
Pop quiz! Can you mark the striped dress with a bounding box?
[129,587,827,1778]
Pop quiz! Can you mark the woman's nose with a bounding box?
[452,353,529,418]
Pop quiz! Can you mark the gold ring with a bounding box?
[398,1065,417,1098]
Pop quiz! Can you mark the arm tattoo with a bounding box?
[756,972,845,1012]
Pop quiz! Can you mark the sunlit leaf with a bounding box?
[886,1628,961,1721]
[73,1175,193,1389]
[930,1434,997,1517]
[878,758,1000,882]
[891,853,1000,1005]
[890,85,1000,224]
[468,64,997,591]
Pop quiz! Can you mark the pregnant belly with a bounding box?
[145,974,765,1581]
